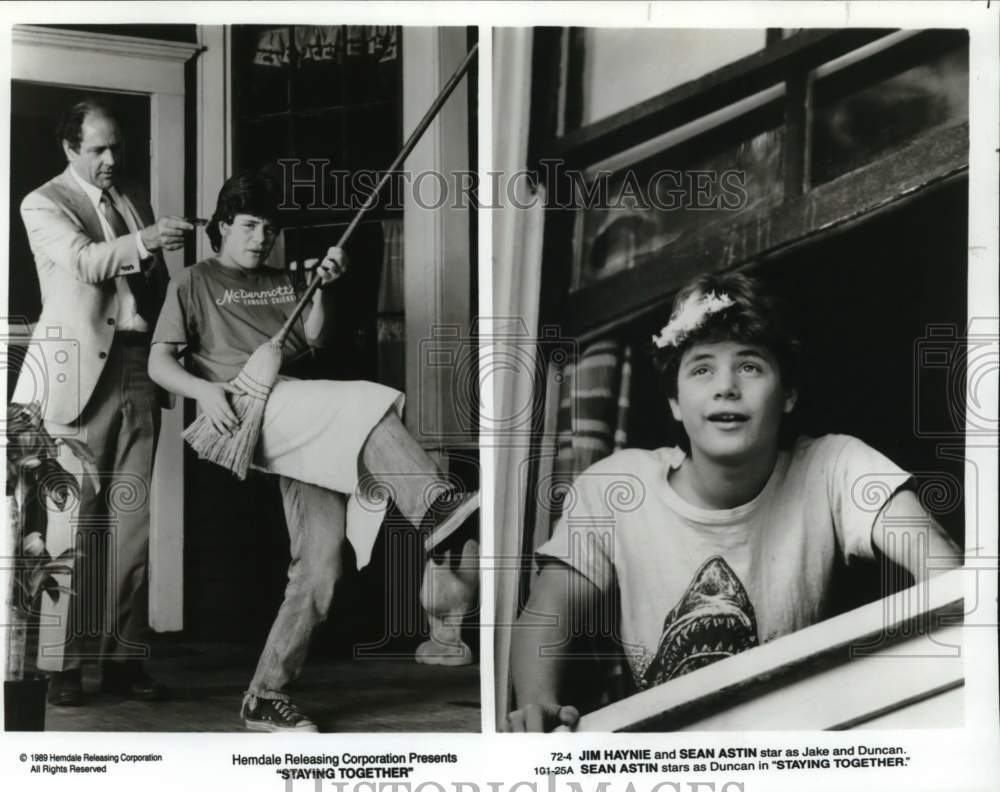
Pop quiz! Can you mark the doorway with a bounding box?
[8,82,150,325]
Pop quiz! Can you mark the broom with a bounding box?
[183,43,479,479]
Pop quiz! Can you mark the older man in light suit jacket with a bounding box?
[11,99,192,706]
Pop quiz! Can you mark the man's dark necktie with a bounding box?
[99,190,155,323]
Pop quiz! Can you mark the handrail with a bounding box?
[570,569,965,732]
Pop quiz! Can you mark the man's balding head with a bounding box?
[59,99,122,190]
[58,98,118,153]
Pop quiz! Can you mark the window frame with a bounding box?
[530,27,970,342]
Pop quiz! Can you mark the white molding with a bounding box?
[492,25,545,727]
[11,25,196,97]
[195,25,230,256]
[148,90,186,632]
[813,29,923,80]
[12,25,201,64]
[403,28,472,448]
[584,83,787,180]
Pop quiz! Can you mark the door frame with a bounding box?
[11,24,201,631]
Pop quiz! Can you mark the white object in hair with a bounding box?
[651,290,735,350]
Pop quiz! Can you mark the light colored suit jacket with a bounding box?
[11,166,171,424]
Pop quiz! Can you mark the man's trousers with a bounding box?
[40,338,160,671]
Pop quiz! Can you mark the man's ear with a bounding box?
[783,388,798,414]
[668,397,682,422]
[62,140,76,162]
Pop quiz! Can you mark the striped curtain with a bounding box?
[548,339,632,529]
[545,338,633,705]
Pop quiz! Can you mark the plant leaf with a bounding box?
[27,570,49,599]
[51,547,79,564]
[57,438,101,494]
[59,437,97,467]
[36,459,80,511]
[41,578,61,605]
[42,563,75,577]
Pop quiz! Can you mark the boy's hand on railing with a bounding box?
[504,702,580,732]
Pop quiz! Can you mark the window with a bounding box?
[231,24,404,382]
[530,29,969,333]
[569,28,768,129]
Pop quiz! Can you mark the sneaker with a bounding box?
[240,692,318,732]
[422,490,480,551]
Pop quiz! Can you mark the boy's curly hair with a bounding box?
[207,172,282,252]
[651,270,801,400]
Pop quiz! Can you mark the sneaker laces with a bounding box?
[272,698,306,722]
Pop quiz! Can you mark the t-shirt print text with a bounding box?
[215,285,296,306]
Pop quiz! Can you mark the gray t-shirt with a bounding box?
[152,257,309,383]
[535,434,910,690]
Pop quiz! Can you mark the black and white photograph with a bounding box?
[494,24,979,733]
[0,3,998,792]
[4,21,481,734]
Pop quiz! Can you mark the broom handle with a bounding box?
[274,42,479,347]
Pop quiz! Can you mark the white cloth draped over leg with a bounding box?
[252,376,405,569]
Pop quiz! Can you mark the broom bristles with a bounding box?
[181,341,284,479]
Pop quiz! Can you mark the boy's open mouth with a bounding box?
[707,412,749,423]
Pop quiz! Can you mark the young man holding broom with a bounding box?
[148,173,478,731]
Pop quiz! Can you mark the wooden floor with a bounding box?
[42,642,480,732]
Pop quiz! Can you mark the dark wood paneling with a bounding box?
[782,72,811,197]
[527,27,567,169]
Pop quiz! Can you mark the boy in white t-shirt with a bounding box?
[506,271,962,732]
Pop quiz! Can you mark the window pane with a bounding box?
[288,110,345,215]
[577,29,767,127]
[237,26,291,116]
[811,43,968,184]
[292,26,345,109]
[575,107,784,290]
[344,26,401,105]
[237,117,291,173]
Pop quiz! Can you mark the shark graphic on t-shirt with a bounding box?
[641,555,759,688]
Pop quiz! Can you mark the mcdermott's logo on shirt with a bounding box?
[215,285,296,306]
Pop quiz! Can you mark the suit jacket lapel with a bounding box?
[55,166,106,244]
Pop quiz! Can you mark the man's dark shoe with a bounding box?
[47,669,84,706]
[422,489,480,550]
[100,661,168,701]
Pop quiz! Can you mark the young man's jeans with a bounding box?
[248,410,445,697]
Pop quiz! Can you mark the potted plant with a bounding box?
[5,402,95,730]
